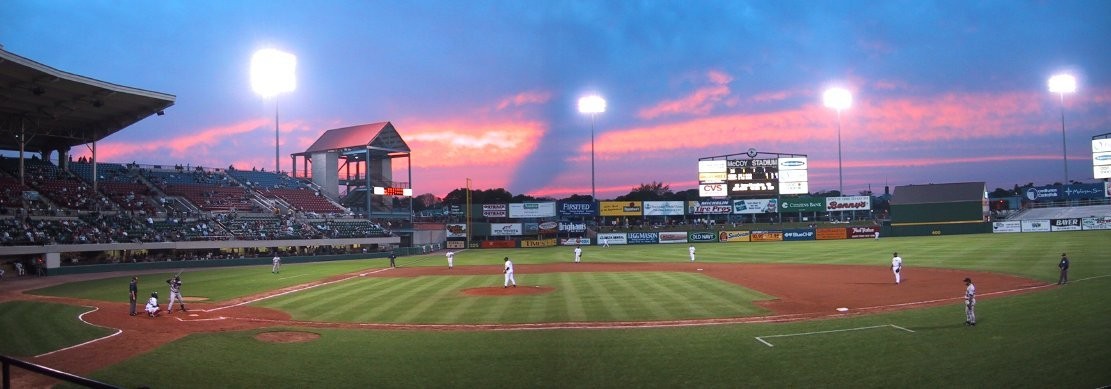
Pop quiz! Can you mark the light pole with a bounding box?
[1048,74,1077,184]
[251,48,297,173]
[823,87,852,195]
[578,95,606,201]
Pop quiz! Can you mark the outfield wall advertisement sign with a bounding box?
[481,240,517,249]
[490,223,523,236]
[643,201,685,216]
[826,196,871,211]
[521,238,557,248]
[446,241,466,249]
[816,228,847,240]
[687,231,719,242]
[1050,218,1082,232]
[658,231,688,244]
[688,200,732,214]
[750,230,783,242]
[560,238,592,246]
[780,197,826,212]
[482,204,507,218]
[538,221,559,234]
[849,226,878,239]
[991,221,1022,233]
[446,224,467,238]
[558,202,596,217]
[627,232,659,244]
[782,229,816,241]
[1082,217,1111,230]
[718,231,751,242]
[509,202,556,218]
[596,233,628,245]
[600,201,643,216]
[522,223,539,235]
[558,222,587,233]
[1021,220,1051,232]
[733,198,778,214]
[1024,184,1107,201]
[778,157,808,195]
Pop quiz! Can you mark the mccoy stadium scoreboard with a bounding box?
[698,150,808,198]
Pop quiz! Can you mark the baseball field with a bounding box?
[1,230,1109,388]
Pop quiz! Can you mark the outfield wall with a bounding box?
[46,251,394,276]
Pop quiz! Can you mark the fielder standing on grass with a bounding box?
[1058,253,1069,285]
[272,255,281,274]
[166,275,187,314]
[964,277,976,326]
[574,245,582,264]
[891,252,903,285]
[689,245,696,263]
[503,256,516,288]
[446,250,454,269]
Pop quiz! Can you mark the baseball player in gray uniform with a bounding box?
[272,255,281,274]
[446,250,455,269]
[689,245,696,262]
[574,246,582,263]
[166,275,187,313]
[964,277,976,326]
[503,256,516,288]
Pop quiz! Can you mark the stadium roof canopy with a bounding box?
[295,121,410,160]
[0,47,175,154]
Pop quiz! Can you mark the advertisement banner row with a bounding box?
[994,217,1111,232]
[472,196,875,220]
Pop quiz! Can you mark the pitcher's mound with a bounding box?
[254,331,321,343]
[462,286,555,296]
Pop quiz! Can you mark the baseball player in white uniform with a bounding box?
[574,246,582,263]
[446,250,454,269]
[891,252,903,285]
[601,237,609,247]
[503,256,516,288]
[964,277,976,326]
[689,245,696,262]
[145,292,161,317]
[272,255,281,274]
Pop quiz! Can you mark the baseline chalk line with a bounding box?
[755,324,912,348]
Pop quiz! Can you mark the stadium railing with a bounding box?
[1,354,118,389]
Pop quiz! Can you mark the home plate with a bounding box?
[836,307,849,312]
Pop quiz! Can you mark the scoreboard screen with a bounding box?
[698,154,808,198]
[373,187,413,197]
[727,159,778,197]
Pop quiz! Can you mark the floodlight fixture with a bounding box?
[823,87,853,195]
[1048,73,1077,183]
[250,48,297,173]
[578,95,607,201]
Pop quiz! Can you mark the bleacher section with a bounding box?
[1012,205,1111,220]
[310,219,387,238]
[263,188,344,213]
[220,215,308,240]
[226,169,307,190]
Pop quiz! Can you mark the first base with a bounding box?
[836,307,849,312]
[697,268,703,271]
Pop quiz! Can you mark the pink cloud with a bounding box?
[637,70,734,120]
[400,118,547,169]
[496,90,552,110]
[71,118,270,163]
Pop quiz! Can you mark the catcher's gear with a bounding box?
[151,292,158,298]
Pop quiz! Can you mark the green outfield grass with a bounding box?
[258,272,773,323]
[0,301,114,357]
[86,276,1111,388]
[16,230,1111,387]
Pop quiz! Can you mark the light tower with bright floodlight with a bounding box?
[578,95,606,201]
[1048,74,1077,184]
[251,48,297,173]
[823,87,852,195]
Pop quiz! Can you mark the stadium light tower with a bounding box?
[578,95,606,201]
[251,48,297,173]
[823,87,852,195]
[1048,74,1077,184]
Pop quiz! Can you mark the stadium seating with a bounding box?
[1014,204,1111,220]
[261,188,345,214]
[226,169,308,190]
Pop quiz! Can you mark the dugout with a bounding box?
[889,182,990,236]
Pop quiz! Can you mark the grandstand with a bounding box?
[0,47,399,268]
[1007,204,1111,220]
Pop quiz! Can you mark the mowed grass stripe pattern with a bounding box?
[258,272,773,324]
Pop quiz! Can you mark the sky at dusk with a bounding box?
[2,0,1110,199]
